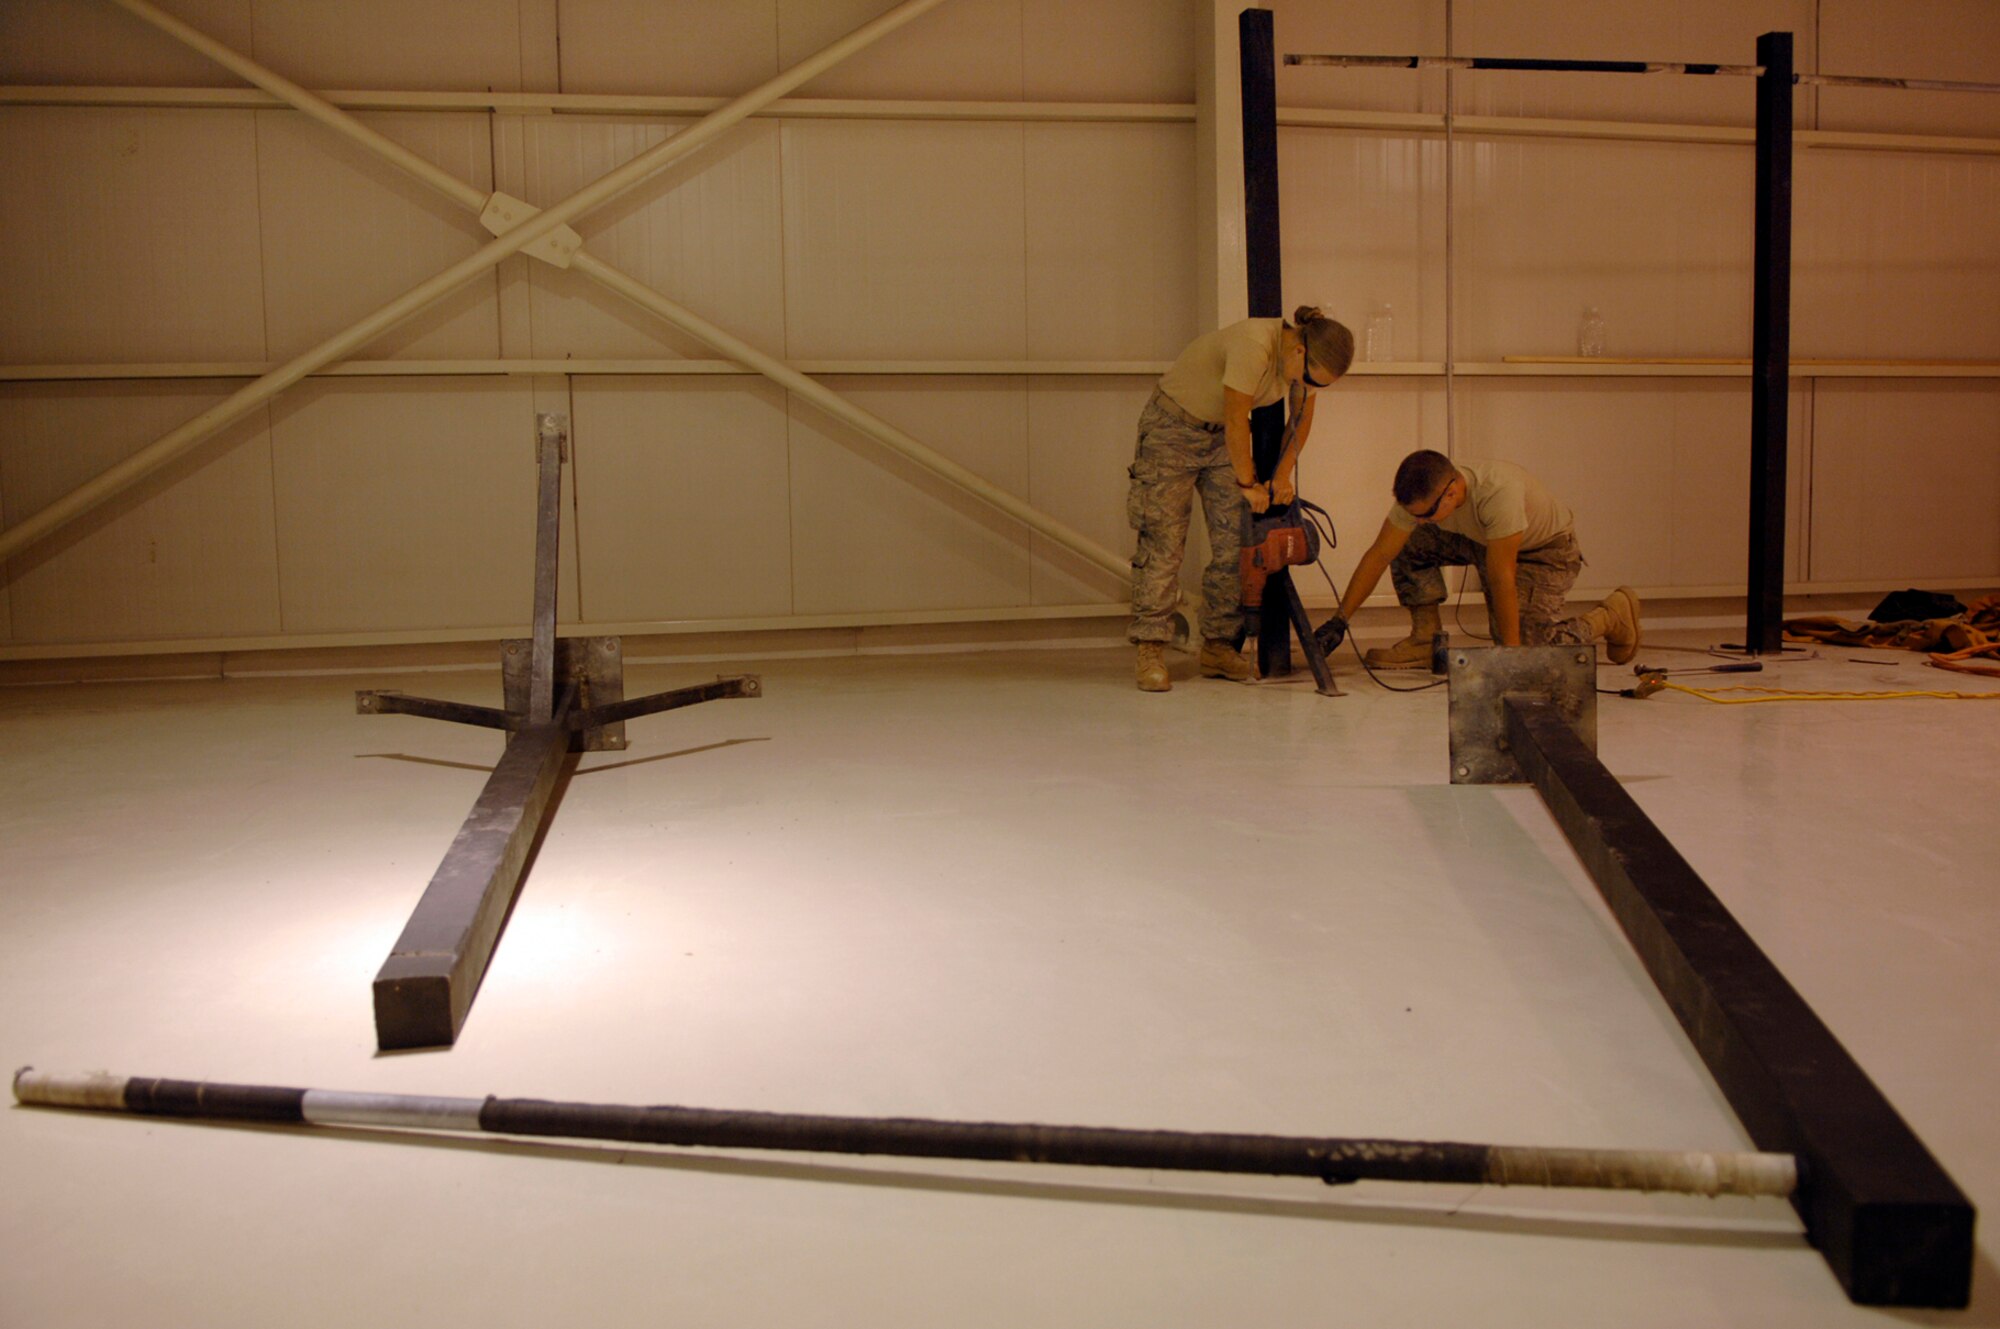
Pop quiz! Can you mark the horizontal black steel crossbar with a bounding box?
[1501,696,1974,1307]
[1282,51,2000,96]
[1284,53,1759,76]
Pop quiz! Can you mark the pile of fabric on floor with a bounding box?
[1784,590,2000,678]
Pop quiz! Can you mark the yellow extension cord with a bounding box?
[1662,681,2000,704]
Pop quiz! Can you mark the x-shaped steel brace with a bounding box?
[5,0,1138,617]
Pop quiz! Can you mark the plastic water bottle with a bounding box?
[1578,306,1606,358]
[1366,304,1394,363]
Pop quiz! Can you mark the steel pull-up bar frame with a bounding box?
[1279,35,1802,653]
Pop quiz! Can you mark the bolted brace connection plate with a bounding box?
[503,635,627,751]
[1447,645,1597,783]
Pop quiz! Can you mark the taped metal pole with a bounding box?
[0,0,948,565]
[15,1068,1801,1198]
[102,0,1129,586]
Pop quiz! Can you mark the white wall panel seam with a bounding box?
[773,16,795,619]
[260,399,288,634]
[1017,119,1031,550]
[249,106,287,636]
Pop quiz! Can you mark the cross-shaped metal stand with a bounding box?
[354,413,759,1051]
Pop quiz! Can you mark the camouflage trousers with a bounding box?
[1389,525,1594,645]
[1126,388,1246,644]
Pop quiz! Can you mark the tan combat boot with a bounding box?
[1582,586,1642,665]
[1198,639,1253,682]
[1136,642,1171,692]
[1364,604,1443,669]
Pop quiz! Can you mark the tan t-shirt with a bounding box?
[1157,318,1289,425]
[1387,459,1573,551]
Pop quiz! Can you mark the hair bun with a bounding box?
[1293,304,1324,326]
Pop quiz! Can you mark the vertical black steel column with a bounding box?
[1239,7,1293,675]
[528,414,563,723]
[1746,32,1793,654]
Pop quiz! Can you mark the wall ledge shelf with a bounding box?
[6,87,1997,155]
[0,359,1175,382]
[8,359,1994,383]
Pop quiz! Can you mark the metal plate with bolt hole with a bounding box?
[502,635,627,751]
[1447,645,1596,784]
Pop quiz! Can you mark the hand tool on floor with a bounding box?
[1634,661,1764,676]
[1617,661,1761,698]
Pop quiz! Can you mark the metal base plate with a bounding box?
[502,635,627,750]
[1447,645,1596,783]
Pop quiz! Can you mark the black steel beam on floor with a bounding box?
[372,685,576,1051]
[1745,31,1794,655]
[1501,695,1973,1307]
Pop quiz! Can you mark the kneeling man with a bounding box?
[1323,450,1639,665]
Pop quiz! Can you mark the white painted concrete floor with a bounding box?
[2,633,1996,1327]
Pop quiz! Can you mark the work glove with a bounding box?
[1312,613,1349,655]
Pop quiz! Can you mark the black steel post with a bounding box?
[1746,32,1793,654]
[1240,9,1282,322]
[1239,8,1297,677]
[1501,696,1973,1306]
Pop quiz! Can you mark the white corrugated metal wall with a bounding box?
[0,0,1993,657]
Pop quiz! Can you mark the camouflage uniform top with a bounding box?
[1386,459,1575,552]
[1156,318,1293,425]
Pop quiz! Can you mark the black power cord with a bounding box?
[1294,515,1447,693]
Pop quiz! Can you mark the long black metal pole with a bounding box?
[1285,54,1762,76]
[1501,696,1972,1307]
[1284,53,2000,94]
[12,1069,1799,1198]
[1745,32,1794,654]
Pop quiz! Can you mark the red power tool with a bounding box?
[1238,501,1321,636]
